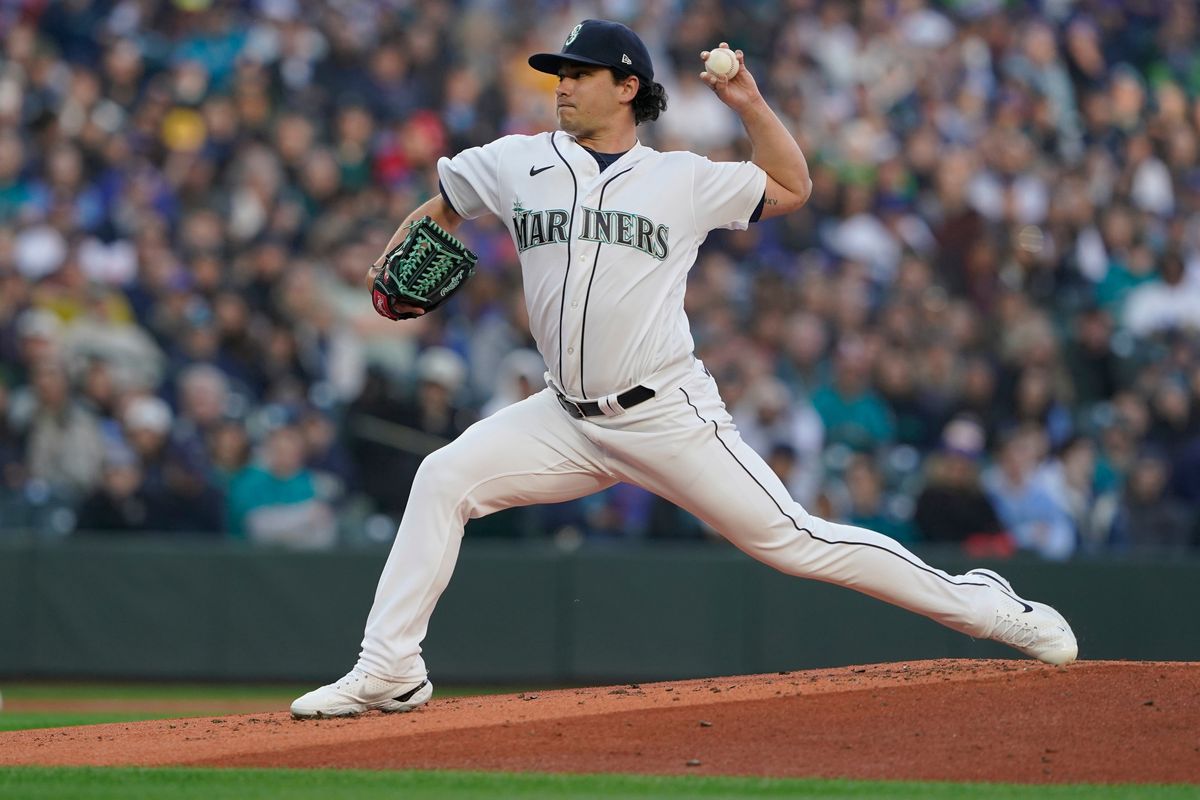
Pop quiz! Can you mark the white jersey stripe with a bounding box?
[578,165,634,399]
[548,133,579,384]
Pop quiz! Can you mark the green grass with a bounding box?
[0,768,1193,800]
[0,682,300,732]
[0,682,526,702]
[0,713,163,733]
[0,683,310,702]
[0,683,532,733]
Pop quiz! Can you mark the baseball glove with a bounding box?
[371,216,478,320]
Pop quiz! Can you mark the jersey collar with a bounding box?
[555,131,650,189]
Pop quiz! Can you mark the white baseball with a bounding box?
[705,47,739,79]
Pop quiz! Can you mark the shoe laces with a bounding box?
[332,668,368,690]
[990,610,1038,648]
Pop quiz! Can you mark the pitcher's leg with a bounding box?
[357,389,614,683]
[614,379,997,637]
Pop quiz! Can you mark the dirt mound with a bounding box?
[2,660,1197,784]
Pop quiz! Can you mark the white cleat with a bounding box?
[969,569,1079,666]
[291,668,433,719]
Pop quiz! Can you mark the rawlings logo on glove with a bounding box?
[371,217,478,320]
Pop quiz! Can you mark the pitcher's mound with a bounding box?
[2,659,1197,784]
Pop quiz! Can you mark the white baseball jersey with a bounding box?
[351,132,1059,688]
[437,131,766,402]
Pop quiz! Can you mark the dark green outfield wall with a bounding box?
[0,536,1196,682]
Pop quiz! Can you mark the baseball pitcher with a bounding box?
[292,19,1076,718]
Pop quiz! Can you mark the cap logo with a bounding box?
[621,53,632,65]
[565,23,582,46]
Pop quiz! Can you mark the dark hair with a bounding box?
[610,71,668,124]
[632,80,668,124]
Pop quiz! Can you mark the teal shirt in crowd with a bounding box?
[811,385,896,452]
[226,466,319,538]
[1095,259,1155,314]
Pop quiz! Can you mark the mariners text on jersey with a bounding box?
[514,203,670,260]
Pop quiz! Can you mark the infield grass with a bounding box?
[0,767,1194,800]
[0,713,164,732]
[0,682,529,731]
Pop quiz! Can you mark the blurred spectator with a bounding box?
[206,418,251,490]
[0,129,33,223]
[0,379,26,496]
[467,283,536,402]
[9,310,63,390]
[481,348,546,418]
[1111,449,1197,554]
[732,375,824,507]
[1037,435,1118,555]
[875,345,937,450]
[121,394,222,534]
[1124,251,1200,337]
[1007,365,1074,450]
[581,483,655,540]
[913,417,1009,555]
[347,347,475,517]
[0,2,1198,555]
[658,72,741,152]
[1064,306,1121,410]
[1093,391,1151,494]
[75,446,154,535]
[1145,380,1198,461]
[775,311,829,395]
[840,454,914,543]
[952,355,1003,448]
[984,426,1076,561]
[22,361,105,502]
[227,423,336,549]
[298,406,355,507]
[762,442,811,517]
[78,357,123,439]
[397,346,476,477]
[344,366,409,518]
[1094,207,1156,316]
[172,364,233,468]
[811,338,895,453]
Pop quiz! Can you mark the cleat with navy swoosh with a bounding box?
[969,569,1078,666]
[291,668,433,719]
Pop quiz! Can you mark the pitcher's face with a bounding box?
[555,64,635,139]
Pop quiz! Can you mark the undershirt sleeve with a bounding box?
[750,192,766,223]
[438,180,461,218]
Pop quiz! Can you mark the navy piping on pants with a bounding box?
[678,387,992,591]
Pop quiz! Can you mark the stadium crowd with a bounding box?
[2,0,1200,558]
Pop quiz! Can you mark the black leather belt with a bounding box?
[555,385,655,418]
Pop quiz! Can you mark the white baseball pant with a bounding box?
[356,360,1000,683]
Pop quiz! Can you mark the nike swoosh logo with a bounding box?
[529,165,554,176]
[392,680,428,702]
[970,571,1033,613]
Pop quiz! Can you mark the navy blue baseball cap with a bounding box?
[529,19,654,84]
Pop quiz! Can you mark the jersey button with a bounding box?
[571,301,579,309]
[578,255,587,264]
[567,347,575,355]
